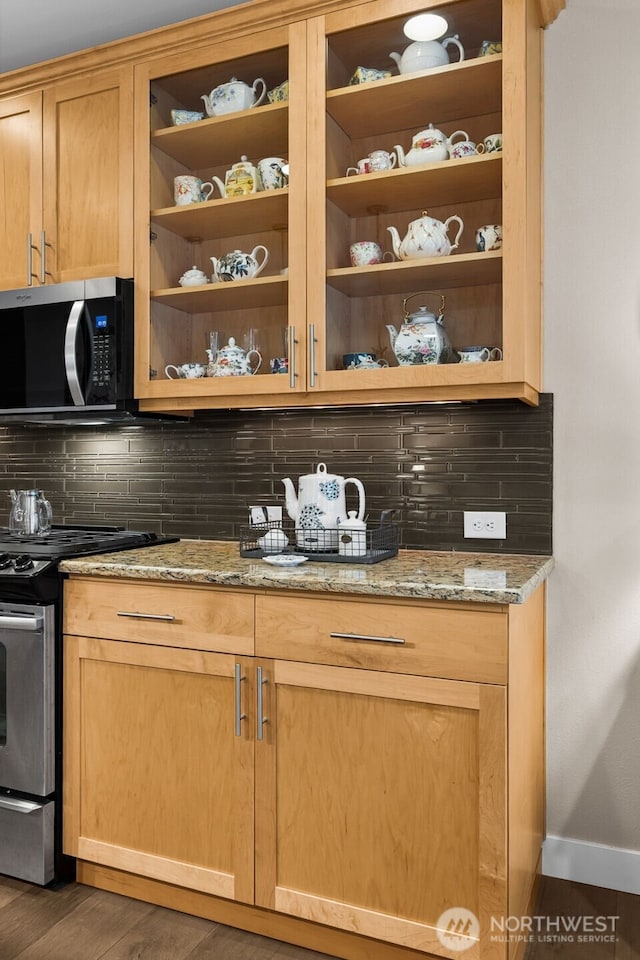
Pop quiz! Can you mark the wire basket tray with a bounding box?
[240,518,398,564]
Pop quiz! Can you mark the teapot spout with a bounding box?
[282,477,299,522]
[211,176,226,197]
[201,94,214,117]
[393,144,406,167]
[389,51,402,69]
[386,324,399,351]
[210,256,220,282]
[386,225,401,259]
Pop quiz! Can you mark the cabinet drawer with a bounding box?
[64,578,254,655]
[256,594,507,683]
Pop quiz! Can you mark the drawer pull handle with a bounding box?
[116,611,176,622]
[330,631,405,645]
[256,666,268,741]
[235,663,247,737]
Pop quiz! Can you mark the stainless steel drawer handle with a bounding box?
[330,631,405,645]
[0,614,43,631]
[0,797,41,814]
[256,666,268,741]
[116,611,176,622]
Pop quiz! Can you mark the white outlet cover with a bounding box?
[463,511,507,539]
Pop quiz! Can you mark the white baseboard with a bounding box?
[543,835,640,895]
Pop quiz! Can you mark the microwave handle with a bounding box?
[64,300,86,406]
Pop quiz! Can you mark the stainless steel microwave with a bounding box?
[0,278,140,424]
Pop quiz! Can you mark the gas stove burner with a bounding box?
[0,525,175,561]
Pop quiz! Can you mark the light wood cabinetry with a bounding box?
[134,0,548,413]
[0,67,133,290]
[64,578,545,960]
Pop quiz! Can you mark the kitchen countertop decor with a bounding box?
[60,540,553,604]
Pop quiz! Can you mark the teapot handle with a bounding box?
[444,215,464,252]
[443,34,465,63]
[402,291,447,320]
[447,129,470,148]
[250,245,269,277]
[247,349,262,375]
[251,77,267,108]
[344,478,366,522]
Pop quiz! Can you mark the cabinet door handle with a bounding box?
[116,611,176,621]
[40,230,53,284]
[256,666,268,741]
[26,233,38,286]
[234,663,247,737]
[309,323,317,388]
[330,631,405,645]
[288,324,297,390]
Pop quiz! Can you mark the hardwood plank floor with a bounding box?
[0,873,638,959]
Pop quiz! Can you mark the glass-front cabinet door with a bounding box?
[305,0,541,405]
[134,24,308,409]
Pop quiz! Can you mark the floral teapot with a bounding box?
[387,210,464,259]
[389,34,465,74]
[210,246,269,282]
[207,337,262,377]
[386,294,459,366]
[395,125,470,166]
[210,156,258,198]
[201,77,267,116]
[282,462,366,552]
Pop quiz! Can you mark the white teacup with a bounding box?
[257,157,288,191]
[450,140,480,159]
[458,346,491,363]
[476,224,503,252]
[165,362,207,379]
[349,241,394,267]
[483,133,503,154]
[346,158,371,176]
[174,175,214,206]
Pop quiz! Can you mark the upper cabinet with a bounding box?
[0,67,133,290]
[134,0,547,413]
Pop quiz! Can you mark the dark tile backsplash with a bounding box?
[0,395,552,554]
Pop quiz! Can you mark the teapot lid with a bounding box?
[221,336,243,353]
[182,265,205,277]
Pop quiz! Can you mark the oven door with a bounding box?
[0,602,55,796]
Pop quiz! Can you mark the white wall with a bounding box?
[543,0,640,892]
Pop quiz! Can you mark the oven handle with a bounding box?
[64,300,86,406]
[0,797,42,814]
[0,614,43,632]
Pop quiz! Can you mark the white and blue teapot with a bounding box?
[201,77,267,117]
[282,463,366,551]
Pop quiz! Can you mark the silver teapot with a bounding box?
[386,294,459,366]
[9,488,53,536]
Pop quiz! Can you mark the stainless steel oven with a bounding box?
[0,525,177,886]
[0,601,55,884]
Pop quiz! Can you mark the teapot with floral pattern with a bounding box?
[208,337,262,377]
[387,210,464,259]
[282,463,366,551]
[201,77,267,116]
[210,246,269,282]
[386,293,459,366]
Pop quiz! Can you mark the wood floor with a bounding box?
[0,873,638,959]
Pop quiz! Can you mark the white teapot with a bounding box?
[282,462,366,551]
[387,210,464,259]
[210,246,269,282]
[201,77,267,117]
[389,35,465,74]
[395,125,471,166]
[208,337,262,377]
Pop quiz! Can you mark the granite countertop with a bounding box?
[59,539,553,604]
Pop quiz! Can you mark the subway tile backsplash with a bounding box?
[0,395,552,554]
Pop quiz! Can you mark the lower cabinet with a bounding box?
[63,579,544,960]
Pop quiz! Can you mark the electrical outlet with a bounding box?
[463,511,507,539]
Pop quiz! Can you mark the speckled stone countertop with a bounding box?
[59,540,553,604]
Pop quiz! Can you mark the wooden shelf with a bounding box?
[151,189,289,241]
[151,275,288,313]
[326,251,502,297]
[327,154,502,218]
[151,102,288,168]
[326,56,502,141]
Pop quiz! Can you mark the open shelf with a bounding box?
[151,102,289,168]
[327,154,502,218]
[326,250,502,297]
[326,56,502,140]
[151,189,289,241]
[151,275,288,312]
